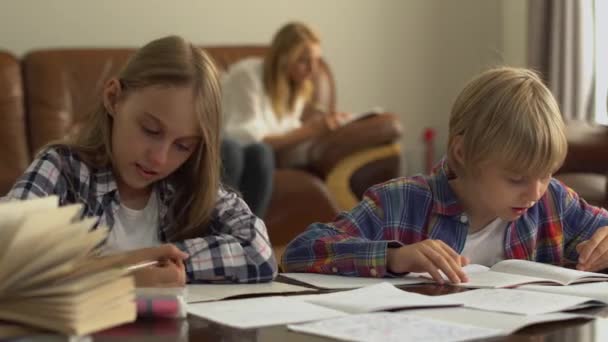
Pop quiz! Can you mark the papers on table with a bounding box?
[399,307,587,333]
[187,296,346,329]
[288,313,503,342]
[185,282,313,303]
[280,272,430,289]
[518,282,608,303]
[439,288,603,315]
[187,282,460,328]
[185,278,604,333]
[301,282,462,314]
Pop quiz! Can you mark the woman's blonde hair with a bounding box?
[263,22,320,119]
[68,35,222,240]
[448,66,567,178]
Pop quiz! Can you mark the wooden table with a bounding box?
[17,282,608,341]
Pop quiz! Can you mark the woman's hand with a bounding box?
[387,240,469,284]
[307,112,350,133]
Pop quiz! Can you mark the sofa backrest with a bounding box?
[0,51,30,194]
[21,45,336,156]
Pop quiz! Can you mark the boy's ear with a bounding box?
[103,78,122,117]
[451,135,466,166]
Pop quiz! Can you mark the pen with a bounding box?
[126,260,159,272]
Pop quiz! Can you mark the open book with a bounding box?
[0,196,136,336]
[432,259,608,288]
[338,107,383,126]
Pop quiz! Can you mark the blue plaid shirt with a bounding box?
[282,158,608,277]
[6,146,277,283]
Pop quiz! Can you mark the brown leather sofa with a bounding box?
[556,122,608,208]
[0,46,402,260]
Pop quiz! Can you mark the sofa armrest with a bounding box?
[306,113,402,176]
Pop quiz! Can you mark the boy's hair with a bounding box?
[448,67,567,178]
[263,21,320,119]
[67,35,222,240]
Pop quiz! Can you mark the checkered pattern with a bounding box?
[6,146,277,283]
[282,158,608,277]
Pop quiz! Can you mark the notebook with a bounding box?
[0,196,136,336]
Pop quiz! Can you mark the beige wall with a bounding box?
[0,0,528,174]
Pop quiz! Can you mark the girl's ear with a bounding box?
[103,78,122,117]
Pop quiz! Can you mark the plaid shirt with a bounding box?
[282,158,608,277]
[6,146,277,283]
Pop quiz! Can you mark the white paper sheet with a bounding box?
[186,282,314,303]
[440,288,601,315]
[301,282,462,313]
[280,272,430,289]
[288,312,502,342]
[400,307,588,333]
[519,282,608,303]
[187,296,345,329]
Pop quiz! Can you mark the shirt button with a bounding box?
[460,215,468,224]
[332,267,338,273]
[369,268,378,277]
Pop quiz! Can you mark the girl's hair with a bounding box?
[68,35,222,240]
[448,66,567,178]
[263,21,320,119]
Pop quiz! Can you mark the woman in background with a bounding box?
[221,22,346,217]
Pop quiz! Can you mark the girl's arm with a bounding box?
[5,147,70,202]
[173,188,278,283]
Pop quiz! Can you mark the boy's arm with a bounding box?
[281,184,401,278]
[173,188,278,283]
[558,180,608,263]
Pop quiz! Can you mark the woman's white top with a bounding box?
[103,191,161,254]
[460,217,506,266]
[221,58,305,145]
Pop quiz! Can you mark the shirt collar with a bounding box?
[429,157,466,217]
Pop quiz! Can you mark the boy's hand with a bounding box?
[387,240,469,284]
[576,226,608,271]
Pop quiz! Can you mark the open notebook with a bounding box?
[420,259,608,288]
[0,196,136,336]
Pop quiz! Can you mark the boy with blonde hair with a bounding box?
[282,67,608,284]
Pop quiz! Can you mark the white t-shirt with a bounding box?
[221,58,305,145]
[103,192,161,254]
[460,217,506,266]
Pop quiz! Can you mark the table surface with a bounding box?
[10,279,608,342]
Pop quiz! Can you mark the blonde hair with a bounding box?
[68,35,222,240]
[263,22,320,119]
[448,67,567,178]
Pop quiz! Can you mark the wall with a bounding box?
[0,0,528,174]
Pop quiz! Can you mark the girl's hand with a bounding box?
[133,259,186,287]
[576,226,608,271]
[387,240,469,284]
[124,244,189,266]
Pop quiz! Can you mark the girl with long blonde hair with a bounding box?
[6,35,277,286]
